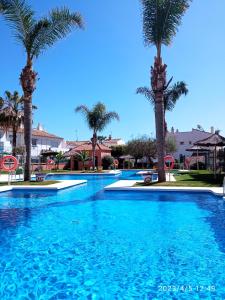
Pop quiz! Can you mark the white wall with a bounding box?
[0,129,68,158]
[167,129,212,160]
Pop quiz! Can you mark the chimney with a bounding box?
[210,126,214,134]
[171,127,175,134]
[37,123,44,131]
[109,134,112,140]
[176,129,179,133]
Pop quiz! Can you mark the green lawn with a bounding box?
[0,180,59,186]
[136,171,224,187]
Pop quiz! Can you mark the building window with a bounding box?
[51,140,59,148]
[32,139,37,147]
[9,135,13,144]
[180,142,184,145]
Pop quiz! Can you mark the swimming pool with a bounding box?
[0,173,225,299]
[45,169,157,181]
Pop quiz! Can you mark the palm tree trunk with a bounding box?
[91,133,97,169]
[20,60,37,181]
[155,92,166,182]
[12,125,17,157]
[151,55,166,182]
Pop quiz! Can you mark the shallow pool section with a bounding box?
[45,170,154,181]
[0,175,225,299]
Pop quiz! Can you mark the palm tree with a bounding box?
[137,81,188,133]
[55,151,64,170]
[140,0,191,182]
[0,90,37,156]
[0,91,24,156]
[75,151,90,170]
[0,0,83,180]
[75,102,119,168]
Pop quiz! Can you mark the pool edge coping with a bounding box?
[104,180,224,197]
[0,180,87,193]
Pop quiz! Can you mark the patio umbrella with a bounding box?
[186,145,211,170]
[119,155,134,159]
[119,155,134,169]
[194,133,225,176]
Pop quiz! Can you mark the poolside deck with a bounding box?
[104,180,224,196]
[0,180,87,193]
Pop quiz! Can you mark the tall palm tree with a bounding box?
[0,91,24,156]
[75,102,119,168]
[137,81,188,133]
[141,0,191,182]
[0,0,83,180]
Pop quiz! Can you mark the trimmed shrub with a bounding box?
[102,156,114,170]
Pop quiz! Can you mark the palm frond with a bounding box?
[141,0,191,48]
[0,0,35,50]
[164,81,188,111]
[29,7,83,58]
[136,86,155,106]
[75,102,119,134]
[75,105,89,115]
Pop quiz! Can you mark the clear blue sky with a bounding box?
[1,0,224,141]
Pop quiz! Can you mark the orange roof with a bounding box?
[64,142,111,157]
[32,129,63,139]
[67,141,88,147]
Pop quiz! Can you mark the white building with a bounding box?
[0,123,68,160]
[167,127,214,160]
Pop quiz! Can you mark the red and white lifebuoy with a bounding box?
[47,159,54,165]
[114,159,119,167]
[164,155,175,170]
[1,155,18,172]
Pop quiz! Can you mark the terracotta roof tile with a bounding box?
[64,142,111,157]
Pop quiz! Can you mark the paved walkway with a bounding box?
[0,180,87,193]
[104,180,224,197]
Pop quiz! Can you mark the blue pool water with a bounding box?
[0,172,225,299]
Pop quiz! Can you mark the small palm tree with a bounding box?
[0,91,24,156]
[75,151,90,170]
[75,102,119,168]
[140,0,191,182]
[55,151,64,170]
[137,81,188,133]
[0,0,83,180]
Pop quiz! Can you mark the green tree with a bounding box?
[0,0,83,180]
[142,137,157,166]
[126,138,144,167]
[111,145,127,159]
[75,151,90,170]
[140,0,191,182]
[165,136,177,155]
[75,102,119,168]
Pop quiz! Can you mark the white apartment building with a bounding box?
[167,127,214,160]
[0,123,68,160]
